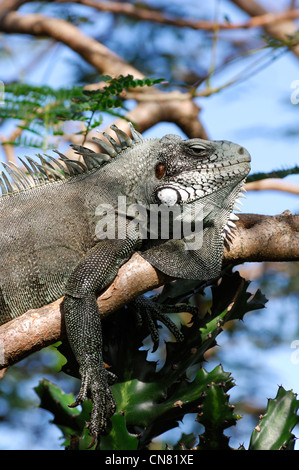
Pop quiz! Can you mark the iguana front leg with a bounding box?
[63,237,140,438]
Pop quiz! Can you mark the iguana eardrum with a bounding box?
[0,123,250,438]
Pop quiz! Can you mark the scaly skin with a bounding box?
[0,124,250,439]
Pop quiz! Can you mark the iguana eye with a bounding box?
[189,144,207,155]
[155,163,166,179]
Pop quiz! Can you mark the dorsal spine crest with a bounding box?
[0,123,141,197]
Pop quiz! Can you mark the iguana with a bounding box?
[0,123,250,439]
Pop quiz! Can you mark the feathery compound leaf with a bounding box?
[247,166,299,183]
[0,77,163,148]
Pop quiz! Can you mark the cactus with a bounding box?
[249,386,299,450]
[34,269,298,450]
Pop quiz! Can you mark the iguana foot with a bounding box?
[69,365,117,439]
[131,297,198,352]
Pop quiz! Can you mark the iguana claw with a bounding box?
[131,297,198,352]
[69,365,117,439]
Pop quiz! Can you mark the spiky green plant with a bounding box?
[33,268,299,451]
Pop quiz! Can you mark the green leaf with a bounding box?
[173,432,198,450]
[110,364,236,448]
[34,379,90,443]
[39,270,271,450]
[196,374,239,450]
[209,270,268,323]
[98,75,113,82]
[249,386,299,450]
[100,413,138,450]
[157,278,205,303]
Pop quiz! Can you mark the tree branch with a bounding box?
[245,179,299,195]
[0,10,141,78]
[57,0,299,32]
[3,0,299,33]
[224,212,299,263]
[0,213,298,370]
[0,8,208,139]
[0,0,28,17]
[230,0,299,59]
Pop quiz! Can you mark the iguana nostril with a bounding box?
[238,146,245,155]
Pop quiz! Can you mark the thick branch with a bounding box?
[0,251,169,370]
[120,100,208,140]
[0,213,298,370]
[224,212,299,263]
[0,8,208,138]
[0,10,141,78]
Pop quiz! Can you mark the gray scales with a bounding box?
[0,123,250,439]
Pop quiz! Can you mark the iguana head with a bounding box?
[91,125,250,267]
[153,134,250,205]
[0,123,251,281]
[138,132,251,280]
[138,133,250,237]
